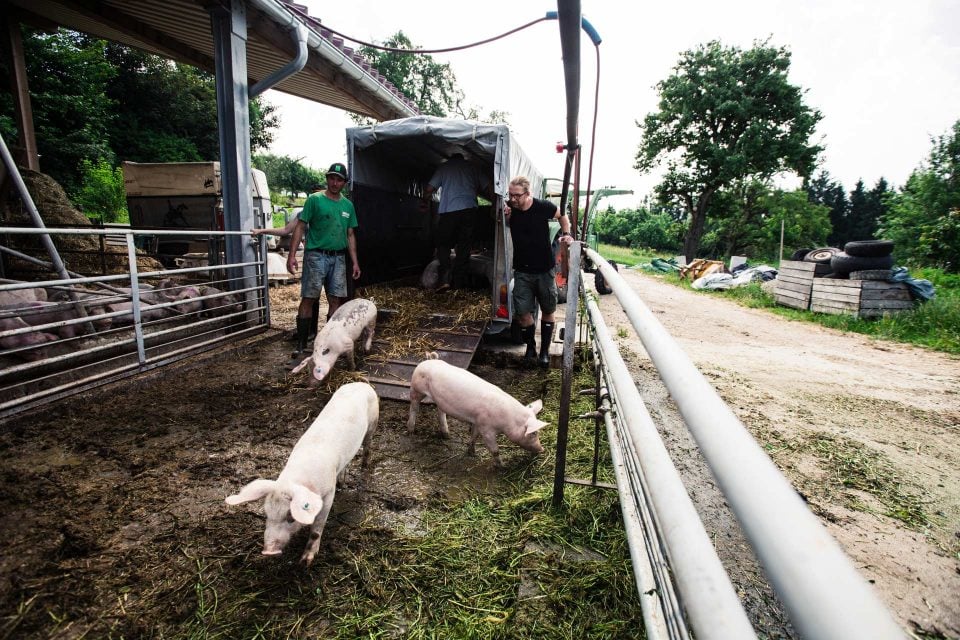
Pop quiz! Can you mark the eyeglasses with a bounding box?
[507,191,528,200]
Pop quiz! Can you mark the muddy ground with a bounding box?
[1,272,958,639]
[597,267,960,639]
[0,284,618,639]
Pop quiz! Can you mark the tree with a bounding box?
[880,120,960,271]
[253,153,323,200]
[0,28,280,196]
[74,158,127,223]
[358,31,459,119]
[849,177,888,242]
[0,29,116,195]
[635,39,822,261]
[702,181,829,259]
[104,43,278,161]
[804,170,849,246]
[591,204,682,252]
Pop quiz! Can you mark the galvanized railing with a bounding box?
[558,245,906,639]
[0,226,270,418]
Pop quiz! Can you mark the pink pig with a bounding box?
[0,317,59,361]
[225,382,379,565]
[407,356,549,467]
[291,298,377,383]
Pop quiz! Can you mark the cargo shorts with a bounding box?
[301,251,347,299]
[512,269,558,316]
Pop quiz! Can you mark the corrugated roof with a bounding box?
[3,0,419,121]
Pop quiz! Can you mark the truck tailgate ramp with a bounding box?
[364,310,487,401]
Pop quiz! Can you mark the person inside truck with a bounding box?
[505,175,574,368]
[424,152,493,292]
[284,163,361,362]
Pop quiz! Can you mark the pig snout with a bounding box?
[262,520,297,556]
[311,363,329,382]
[521,433,545,454]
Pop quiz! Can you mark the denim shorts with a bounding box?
[513,269,558,316]
[301,251,347,299]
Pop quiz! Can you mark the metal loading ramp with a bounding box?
[364,309,487,402]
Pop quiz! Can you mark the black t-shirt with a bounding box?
[509,197,557,273]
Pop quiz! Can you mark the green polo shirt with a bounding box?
[300,192,357,251]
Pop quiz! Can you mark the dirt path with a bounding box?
[595,267,960,638]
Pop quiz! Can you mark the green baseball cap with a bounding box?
[326,163,348,180]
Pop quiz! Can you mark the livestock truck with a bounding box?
[345,115,546,335]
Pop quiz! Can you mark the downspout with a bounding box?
[249,22,308,98]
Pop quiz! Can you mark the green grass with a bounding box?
[627,252,960,355]
[594,243,669,268]
[719,278,960,354]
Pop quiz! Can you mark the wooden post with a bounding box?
[0,15,39,171]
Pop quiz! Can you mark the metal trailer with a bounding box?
[346,115,546,335]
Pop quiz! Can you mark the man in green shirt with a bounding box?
[286,163,361,358]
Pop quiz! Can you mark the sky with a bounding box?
[265,0,960,210]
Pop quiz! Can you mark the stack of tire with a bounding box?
[831,240,895,279]
[793,241,895,279]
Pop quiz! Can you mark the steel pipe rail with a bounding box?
[588,350,682,639]
[0,224,272,418]
[0,227,255,236]
[581,282,756,638]
[584,247,905,639]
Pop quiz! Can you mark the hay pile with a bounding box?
[268,282,491,392]
[361,283,488,360]
[1,169,162,278]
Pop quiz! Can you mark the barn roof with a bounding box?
[2,0,419,121]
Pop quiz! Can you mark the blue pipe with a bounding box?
[544,10,602,45]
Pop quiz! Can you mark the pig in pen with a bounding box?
[0,228,269,418]
[1,166,270,417]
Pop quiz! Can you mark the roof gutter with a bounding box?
[246,0,418,119]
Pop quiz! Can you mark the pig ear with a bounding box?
[289,484,324,525]
[225,478,275,505]
[526,399,544,415]
[290,356,312,375]
[524,417,549,436]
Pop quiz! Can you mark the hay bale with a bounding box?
[2,169,163,277]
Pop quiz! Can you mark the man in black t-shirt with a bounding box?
[505,176,574,367]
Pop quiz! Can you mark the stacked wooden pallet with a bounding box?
[774,260,831,310]
[810,279,913,318]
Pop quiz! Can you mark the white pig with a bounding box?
[225,382,379,565]
[291,298,377,383]
[407,356,549,467]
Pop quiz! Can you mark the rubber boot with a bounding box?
[521,324,537,367]
[538,320,555,369]
[309,300,320,341]
[293,317,309,357]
